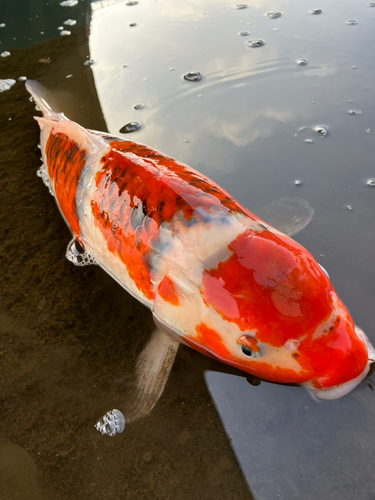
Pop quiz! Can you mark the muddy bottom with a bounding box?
[0,28,253,500]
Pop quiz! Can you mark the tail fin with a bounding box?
[25,80,68,121]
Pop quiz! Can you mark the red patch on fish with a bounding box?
[201,229,332,346]
[45,132,86,241]
[201,229,368,387]
[297,312,368,388]
[158,275,179,306]
[90,140,254,299]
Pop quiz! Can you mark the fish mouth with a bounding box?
[303,326,375,401]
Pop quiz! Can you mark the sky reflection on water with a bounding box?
[85,1,375,498]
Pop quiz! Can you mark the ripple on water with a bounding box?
[183,72,202,82]
[247,38,264,48]
[295,125,328,141]
[119,122,141,133]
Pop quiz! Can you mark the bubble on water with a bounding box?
[60,0,78,6]
[0,79,16,92]
[346,205,353,210]
[266,11,282,19]
[304,139,313,143]
[297,58,308,66]
[239,31,250,36]
[129,22,137,27]
[1,51,11,58]
[347,19,357,25]
[29,95,34,102]
[66,239,97,267]
[119,121,141,133]
[366,128,371,133]
[57,26,63,30]
[235,4,247,9]
[63,19,76,25]
[294,179,302,186]
[37,165,54,196]
[315,125,328,137]
[310,9,322,14]
[134,103,144,110]
[60,30,71,36]
[183,71,202,82]
[35,104,41,111]
[84,59,95,66]
[369,2,375,6]
[65,74,73,78]
[95,409,125,437]
[0,23,5,28]
[348,110,362,115]
[366,178,375,187]
[126,1,138,5]
[18,76,27,81]
[247,38,264,48]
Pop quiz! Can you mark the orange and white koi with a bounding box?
[27,80,374,410]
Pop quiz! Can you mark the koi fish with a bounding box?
[26,80,374,421]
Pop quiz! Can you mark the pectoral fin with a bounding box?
[256,197,314,237]
[125,329,179,423]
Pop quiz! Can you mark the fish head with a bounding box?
[198,228,374,399]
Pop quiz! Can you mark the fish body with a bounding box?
[27,80,374,401]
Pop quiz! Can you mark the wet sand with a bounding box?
[0,27,253,500]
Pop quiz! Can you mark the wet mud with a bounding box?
[0,27,253,500]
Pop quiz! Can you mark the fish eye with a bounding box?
[237,335,263,358]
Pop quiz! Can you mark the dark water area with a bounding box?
[0,0,375,499]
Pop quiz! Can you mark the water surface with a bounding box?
[0,0,375,499]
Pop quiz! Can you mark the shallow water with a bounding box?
[0,0,375,499]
